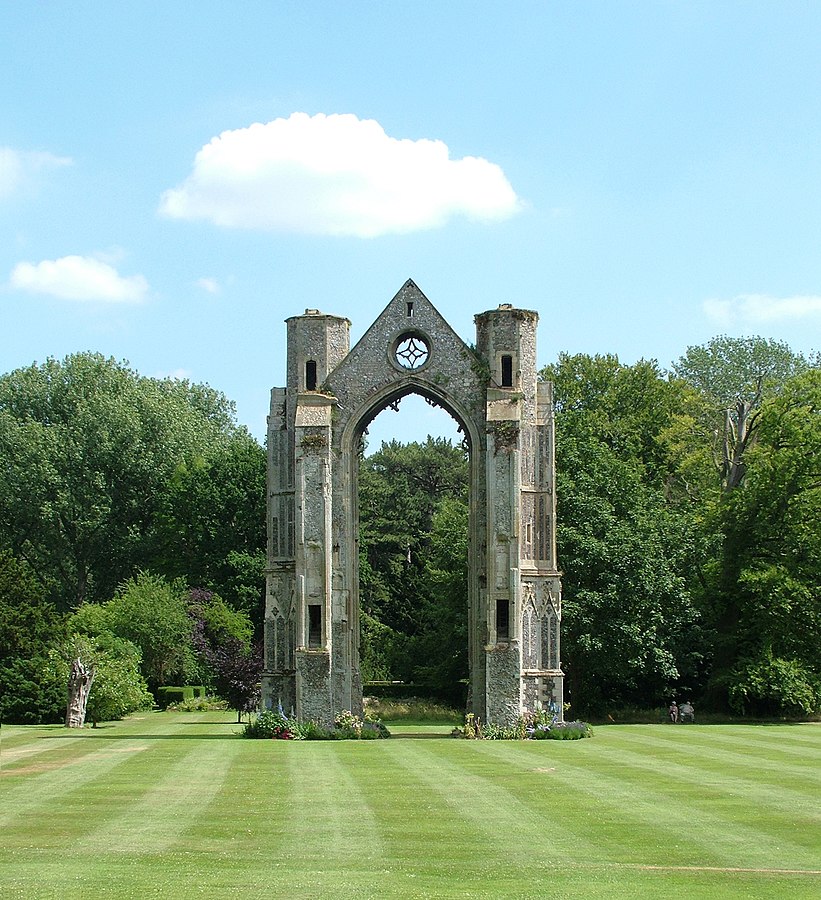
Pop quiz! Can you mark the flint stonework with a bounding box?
[262,281,563,726]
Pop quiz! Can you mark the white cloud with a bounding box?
[704,293,821,327]
[196,276,220,294]
[10,255,148,303]
[159,112,521,237]
[0,147,72,199]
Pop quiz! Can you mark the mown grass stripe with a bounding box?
[75,734,242,854]
[0,713,235,843]
[344,739,509,873]
[492,731,821,873]
[273,743,390,869]
[590,730,821,812]
[378,739,579,867]
[614,723,821,763]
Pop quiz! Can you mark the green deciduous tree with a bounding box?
[542,354,705,715]
[103,571,196,690]
[557,434,705,713]
[358,438,469,699]
[152,436,266,629]
[0,353,258,612]
[410,495,469,705]
[712,369,821,714]
[673,335,812,492]
[671,338,819,713]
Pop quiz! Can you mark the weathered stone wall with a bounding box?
[261,281,562,726]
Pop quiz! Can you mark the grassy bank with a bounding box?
[1,711,819,898]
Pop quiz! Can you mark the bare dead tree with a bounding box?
[65,656,95,728]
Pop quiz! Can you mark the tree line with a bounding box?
[1,337,819,724]
[0,353,265,724]
[358,336,821,718]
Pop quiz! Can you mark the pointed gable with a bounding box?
[324,279,475,409]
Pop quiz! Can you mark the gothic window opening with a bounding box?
[305,360,318,391]
[308,604,322,647]
[496,598,510,642]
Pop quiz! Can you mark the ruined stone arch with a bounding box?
[262,280,562,726]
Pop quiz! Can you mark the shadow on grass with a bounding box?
[42,730,244,741]
[389,732,453,739]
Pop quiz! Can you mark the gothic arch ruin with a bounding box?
[262,280,562,725]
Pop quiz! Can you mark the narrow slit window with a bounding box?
[496,598,510,642]
[501,355,513,387]
[406,301,414,317]
[308,604,322,647]
[305,360,317,391]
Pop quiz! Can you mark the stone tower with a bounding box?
[262,281,562,725]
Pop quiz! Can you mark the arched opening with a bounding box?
[347,387,476,710]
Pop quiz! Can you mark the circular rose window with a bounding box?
[394,332,430,369]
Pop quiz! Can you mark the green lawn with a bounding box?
[1,712,819,899]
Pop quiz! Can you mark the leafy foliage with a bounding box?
[152,437,266,629]
[454,711,592,740]
[188,588,260,720]
[710,369,821,713]
[0,550,67,723]
[0,352,263,613]
[672,335,812,492]
[358,437,469,703]
[104,571,197,690]
[543,354,706,713]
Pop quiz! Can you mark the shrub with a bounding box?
[0,655,66,724]
[728,654,821,718]
[530,721,593,740]
[242,708,390,740]
[156,685,206,709]
[167,694,228,712]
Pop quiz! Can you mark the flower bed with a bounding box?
[452,712,592,740]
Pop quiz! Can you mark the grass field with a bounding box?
[1,712,819,899]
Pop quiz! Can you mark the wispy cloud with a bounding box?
[704,293,821,327]
[159,112,521,237]
[0,146,72,199]
[9,254,148,303]
[196,277,220,295]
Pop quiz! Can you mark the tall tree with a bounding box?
[542,354,705,714]
[712,369,821,714]
[103,572,196,691]
[673,335,811,492]
[673,337,818,711]
[152,435,266,629]
[0,353,259,611]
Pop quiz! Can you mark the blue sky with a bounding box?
[3,2,820,447]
